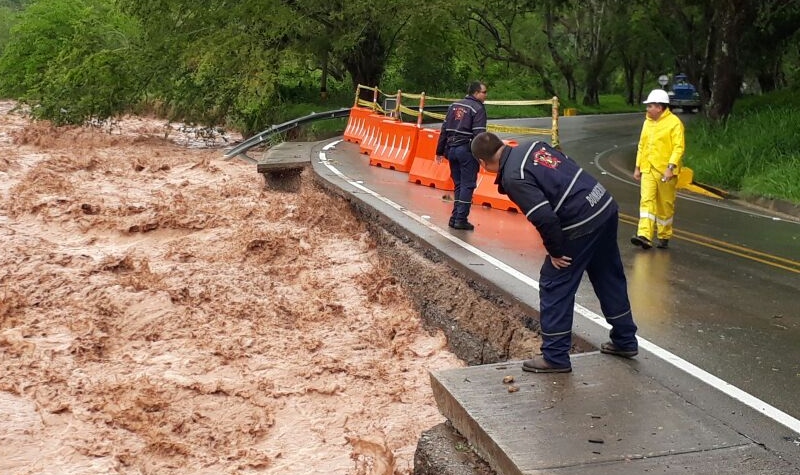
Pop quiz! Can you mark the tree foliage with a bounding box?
[0,0,141,124]
[0,0,798,128]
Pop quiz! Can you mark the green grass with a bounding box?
[560,94,642,115]
[685,91,800,203]
[476,93,641,119]
[274,100,351,141]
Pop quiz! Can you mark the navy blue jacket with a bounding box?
[436,95,487,156]
[495,141,617,258]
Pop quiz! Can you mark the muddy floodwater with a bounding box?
[0,101,464,474]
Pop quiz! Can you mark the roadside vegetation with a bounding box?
[685,88,800,202]
[0,0,798,203]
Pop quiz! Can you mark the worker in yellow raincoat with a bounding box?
[631,89,685,250]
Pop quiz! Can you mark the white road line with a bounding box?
[319,139,800,436]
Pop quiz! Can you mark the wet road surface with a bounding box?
[325,112,800,419]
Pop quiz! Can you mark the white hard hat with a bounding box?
[643,89,670,104]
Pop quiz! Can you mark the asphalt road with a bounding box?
[327,111,800,420]
[556,113,800,420]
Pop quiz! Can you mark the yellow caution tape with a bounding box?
[487,124,553,135]
[422,111,447,121]
[355,98,386,113]
[399,92,425,100]
[485,99,555,106]
[398,105,422,116]
[353,85,559,145]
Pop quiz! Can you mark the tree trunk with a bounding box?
[756,54,783,93]
[342,27,389,101]
[620,52,636,105]
[582,80,600,106]
[545,4,577,101]
[581,56,605,106]
[320,51,329,100]
[534,64,559,99]
[637,68,646,104]
[707,0,751,121]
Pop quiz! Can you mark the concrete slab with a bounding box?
[539,444,795,474]
[257,141,314,191]
[255,141,313,173]
[430,353,784,474]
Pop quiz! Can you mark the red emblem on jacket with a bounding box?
[533,148,561,169]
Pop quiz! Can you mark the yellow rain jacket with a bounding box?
[635,108,685,174]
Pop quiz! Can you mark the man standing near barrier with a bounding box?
[435,81,488,230]
[470,132,639,373]
[631,89,685,250]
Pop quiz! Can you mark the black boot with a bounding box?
[451,220,475,230]
[630,235,652,249]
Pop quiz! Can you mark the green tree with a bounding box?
[738,1,800,92]
[282,0,428,98]
[118,0,296,134]
[467,0,558,97]
[609,0,671,104]
[390,5,467,93]
[0,0,142,124]
[0,1,26,55]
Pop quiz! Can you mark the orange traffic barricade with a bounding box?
[358,114,387,155]
[369,121,419,172]
[473,169,520,212]
[472,139,520,212]
[343,107,373,144]
[407,128,454,191]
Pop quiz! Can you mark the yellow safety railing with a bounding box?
[352,84,561,147]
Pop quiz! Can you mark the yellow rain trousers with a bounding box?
[637,168,678,240]
[635,109,685,241]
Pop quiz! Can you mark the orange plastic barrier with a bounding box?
[369,121,419,172]
[407,128,454,191]
[343,107,373,144]
[358,114,387,155]
[472,139,520,212]
[473,170,520,212]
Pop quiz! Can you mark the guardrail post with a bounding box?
[395,90,402,119]
[417,92,426,128]
[353,85,361,107]
[372,87,379,111]
[551,96,560,148]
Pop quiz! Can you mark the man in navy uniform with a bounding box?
[470,132,639,373]
[435,81,488,230]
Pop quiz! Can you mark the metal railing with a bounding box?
[222,105,451,163]
[223,108,350,162]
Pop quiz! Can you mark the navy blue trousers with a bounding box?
[538,211,638,367]
[446,144,480,221]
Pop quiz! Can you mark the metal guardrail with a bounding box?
[222,105,451,163]
[223,108,350,162]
